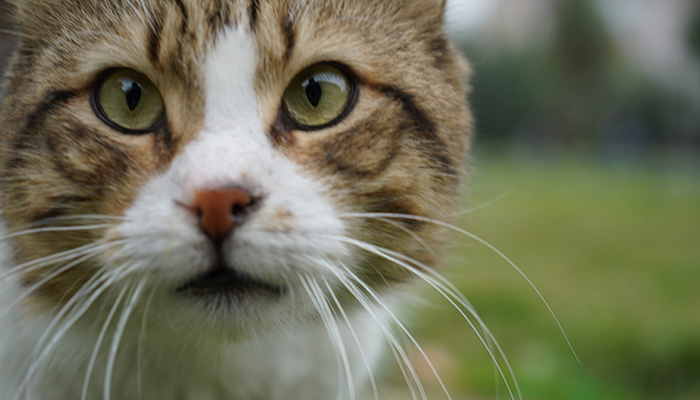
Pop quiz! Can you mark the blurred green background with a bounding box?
[1,0,699,399]
[384,0,700,399]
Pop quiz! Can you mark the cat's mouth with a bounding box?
[176,265,283,297]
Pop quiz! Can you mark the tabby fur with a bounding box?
[0,0,472,399]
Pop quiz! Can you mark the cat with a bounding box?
[0,0,473,399]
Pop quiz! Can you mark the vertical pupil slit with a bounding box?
[305,77,322,107]
[125,82,142,111]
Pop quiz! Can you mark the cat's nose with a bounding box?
[190,188,259,241]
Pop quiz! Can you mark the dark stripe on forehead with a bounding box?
[147,15,164,65]
[249,0,260,32]
[207,1,233,38]
[281,12,296,63]
[174,0,190,35]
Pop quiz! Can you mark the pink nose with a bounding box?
[190,188,255,240]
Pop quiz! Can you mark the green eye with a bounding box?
[94,69,164,133]
[282,64,353,129]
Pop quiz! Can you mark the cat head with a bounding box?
[0,0,472,337]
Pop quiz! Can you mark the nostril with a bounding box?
[231,204,246,217]
[185,187,261,241]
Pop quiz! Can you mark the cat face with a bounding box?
[0,0,472,336]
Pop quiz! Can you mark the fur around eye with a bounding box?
[93,69,165,134]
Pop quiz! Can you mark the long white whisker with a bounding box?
[0,241,114,282]
[327,267,426,400]
[345,237,520,399]
[137,287,157,398]
[309,277,356,400]
[321,276,380,400]
[341,212,580,364]
[332,235,519,394]
[373,217,438,259]
[31,215,126,224]
[2,248,108,316]
[14,269,113,400]
[363,246,519,395]
[16,262,142,400]
[282,270,297,310]
[300,276,353,400]
[104,279,146,400]
[3,241,128,314]
[81,286,129,400]
[0,224,115,242]
[334,261,454,400]
[456,188,516,216]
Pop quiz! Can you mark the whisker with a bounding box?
[15,262,142,400]
[325,265,426,400]
[279,272,297,321]
[340,212,580,364]
[14,269,112,400]
[456,188,516,216]
[1,246,114,316]
[334,236,520,399]
[373,217,438,259]
[335,262,454,400]
[300,276,353,400]
[104,279,146,400]
[310,277,357,400]
[81,286,129,400]
[321,276,380,400]
[136,286,157,398]
[0,241,116,282]
[29,214,126,226]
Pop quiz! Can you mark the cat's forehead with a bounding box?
[12,0,446,40]
[12,0,447,94]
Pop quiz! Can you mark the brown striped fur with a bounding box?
[0,1,475,398]
[1,0,472,301]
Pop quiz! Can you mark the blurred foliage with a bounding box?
[458,0,700,159]
[688,9,700,60]
[554,0,612,80]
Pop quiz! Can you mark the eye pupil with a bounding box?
[125,82,142,111]
[304,78,322,107]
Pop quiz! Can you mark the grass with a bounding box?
[374,153,700,399]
